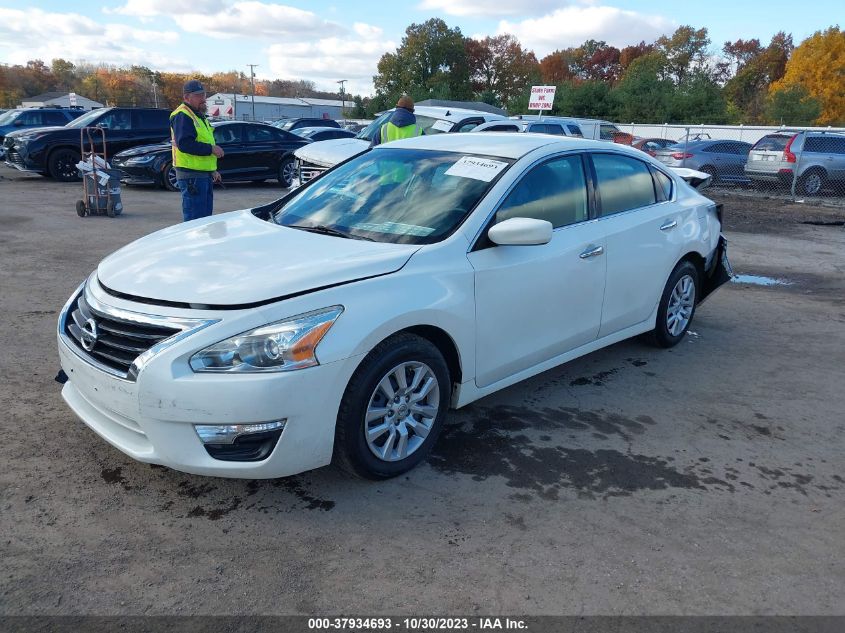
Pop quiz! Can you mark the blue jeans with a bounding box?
[176,177,213,222]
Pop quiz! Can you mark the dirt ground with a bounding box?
[1,167,843,617]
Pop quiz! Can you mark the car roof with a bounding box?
[410,106,505,122]
[379,131,640,160]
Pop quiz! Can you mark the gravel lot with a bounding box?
[1,166,843,617]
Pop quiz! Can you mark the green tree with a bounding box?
[656,26,711,83]
[671,70,728,123]
[373,18,471,103]
[610,52,674,121]
[766,85,822,125]
[555,81,613,118]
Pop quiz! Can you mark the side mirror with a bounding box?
[488,217,553,246]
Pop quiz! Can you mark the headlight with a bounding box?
[125,155,155,164]
[189,306,343,373]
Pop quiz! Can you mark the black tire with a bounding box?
[162,162,178,192]
[106,201,116,218]
[75,200,86,217]
[334,333,450,479]
[798,169,825,197]
[278,156,295,188]
[649,260,699,348]
[48,148,81,182]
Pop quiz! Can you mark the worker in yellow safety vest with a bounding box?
[170,80,225,222]
[370,95,424,147]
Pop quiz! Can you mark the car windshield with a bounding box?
[0,110,19,124]
[65,109,108,129]
[272,148,512,245]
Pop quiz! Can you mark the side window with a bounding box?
[545,124,564,135]
[566,124,584,137]
[133,110,168,129]
[831,137,845,154]
[593,153,656,216]
[19,112,44,125]
[98,111,130,130]
[275,129,301,142]
[729,143,751,155]
[803,137,823,152]
[454,119,483,133]
[246,126,275,142]
[704,143,725,153]
[483,124,519,132]
[651,167,673,202]
[599,124,619,140]
[527,124,546,134]
[44,111,69,125]
[213,125,241,144]
[495,155,588,229]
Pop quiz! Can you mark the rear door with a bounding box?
[212,124,246,178]
[243,124,279,177]
[468,153,606,387]
[589,152,689,337]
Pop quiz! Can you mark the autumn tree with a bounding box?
[721,32,793,122]
[539,49,575,84]
[466,34,539,106]
[656,26,711,83]
[619,42,654,71]
[771,26,845,125]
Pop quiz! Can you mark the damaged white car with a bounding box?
[57,133,731,480]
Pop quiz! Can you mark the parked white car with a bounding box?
[294,105,506,184]
[58,133,731,480]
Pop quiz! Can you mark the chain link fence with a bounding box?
[618,123,845,202]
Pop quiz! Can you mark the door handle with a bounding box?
[579,245,604,259]
[660,219,678,231]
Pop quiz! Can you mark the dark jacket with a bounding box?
[371,108,418,147]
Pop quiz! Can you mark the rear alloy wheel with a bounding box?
[649,260,699,348]
[163,162,178,191]
[278,156,295,188]
[798,170,825,197]
[48,148,81,182]
[334,333,450,479]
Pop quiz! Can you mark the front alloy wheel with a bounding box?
[365,361,440,462]
[278,156,295,188]
[163,162,178,191]
[334,333,450,479]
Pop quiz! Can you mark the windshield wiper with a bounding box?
[287,224,374,241]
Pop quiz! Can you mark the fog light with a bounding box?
[194,420,286,462]
[194,420,286,444]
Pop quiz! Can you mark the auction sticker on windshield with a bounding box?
[431,119,453,132]
[444,156,508,181]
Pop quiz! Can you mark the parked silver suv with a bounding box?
[744,131,845,196]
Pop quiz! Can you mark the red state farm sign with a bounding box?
[528,85,557,111]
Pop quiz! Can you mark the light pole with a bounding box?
[248,64,258,121]
[337,79,348,120]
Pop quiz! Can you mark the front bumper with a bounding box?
[57,287,358,478]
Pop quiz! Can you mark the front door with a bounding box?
[468,154,606,388]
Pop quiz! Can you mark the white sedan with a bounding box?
[57,133,731,480]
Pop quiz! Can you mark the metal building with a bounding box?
[205,94,349,122]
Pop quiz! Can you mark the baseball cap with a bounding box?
[183,80,206,95]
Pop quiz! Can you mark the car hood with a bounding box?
[114,142,171,158]
[293,137,369,168]
[97,209,419,307]
[6,126,67,139]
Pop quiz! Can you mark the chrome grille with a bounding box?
[298,159,328,184]
[64,291,181,376]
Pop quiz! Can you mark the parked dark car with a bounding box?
[653,139,752,184]
[0,107,85,152]
[3,107,170,181]
[277,117,341,132]
[112,121,310,190]
[293,126,357,142]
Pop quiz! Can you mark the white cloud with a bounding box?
[499,6,676,57]
[108,0,228,18]
[0,8,184,70]
[115,1,345,40]
[265,23,395,95]
[418,0,563,17]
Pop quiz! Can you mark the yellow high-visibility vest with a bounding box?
[170,104,217,172]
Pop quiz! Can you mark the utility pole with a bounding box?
[337,79,348,120]
[248,64,258,121]
[152,80,158,108]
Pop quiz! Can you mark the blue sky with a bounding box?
[0,1,839,96]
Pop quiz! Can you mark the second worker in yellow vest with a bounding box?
[370,95,424,147]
